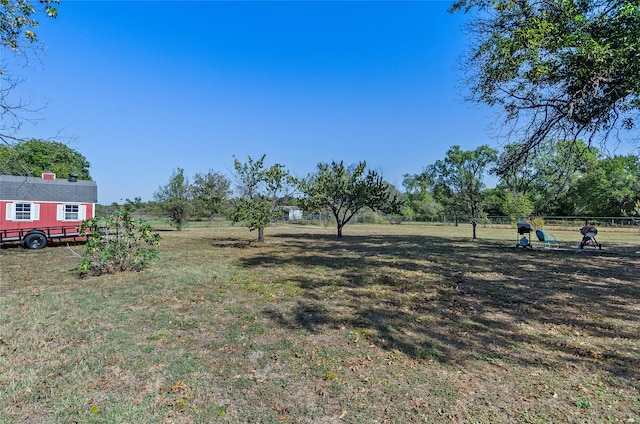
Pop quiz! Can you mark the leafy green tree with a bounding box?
[77,208,160,277]
[624,199,640,221]
[191,170,232,220]
[481,187,505,217]
[382,181,405,223]
[501,191,534,222]
[497,139,597,215]
[451,0,640,172]
[571,154,640,216]
[428,145,497,239]
[1,0,58,55]
[497,142,640,217]
[123,197,143,211]
[0,139,91,179]
[299,161,402,237]
[230,155,294,242]
[154,168,193,231]
[401,172,442,221]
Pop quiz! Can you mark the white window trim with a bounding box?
[57,204,86,222]
[5,202,39,222]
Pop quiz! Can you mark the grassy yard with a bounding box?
[1,223,639,423]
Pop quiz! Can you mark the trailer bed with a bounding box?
[0,225,89,245]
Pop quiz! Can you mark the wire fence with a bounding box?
[402,215,640,229]
[129,208,640,230]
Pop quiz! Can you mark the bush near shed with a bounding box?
[77,208,160,276]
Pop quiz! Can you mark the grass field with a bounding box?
[1,223,639,423]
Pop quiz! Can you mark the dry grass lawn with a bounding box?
[0,222,638,423]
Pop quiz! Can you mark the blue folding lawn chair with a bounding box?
[536,229,559,248]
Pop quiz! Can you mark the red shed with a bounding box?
[0,173,98,249]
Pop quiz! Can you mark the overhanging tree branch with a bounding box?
[452,0,640,175]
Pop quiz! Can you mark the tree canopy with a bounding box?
[191,170,232,220]
[0,138,91,179]
[230,155,294,242]
[498,139,598,215]
[426,145,497,238]
[401,172,442,221]
[571,154,640,216]
[299,161,402,237]
[154,168,193,231]
[124,144,640,235]
[451,0,640,172]
[1,0,58,56]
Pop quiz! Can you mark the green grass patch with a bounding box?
[1,223,639,422]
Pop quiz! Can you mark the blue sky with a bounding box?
[10,0,500,204]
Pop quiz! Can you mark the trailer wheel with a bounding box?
[24,233,47,249]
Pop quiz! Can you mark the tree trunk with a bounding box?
[472,221,477,239]
[258,227,265,242]
[337,223,343,238]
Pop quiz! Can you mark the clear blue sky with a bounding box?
[11,0,500,204]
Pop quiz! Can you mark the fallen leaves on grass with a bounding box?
[159,380,191,412]
[272,404,289,421]
[170,380,187,393]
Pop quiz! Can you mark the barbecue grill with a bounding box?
[516,222,533,248]
[579,225,601,249]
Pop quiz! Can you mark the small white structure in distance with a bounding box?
[283,206,303,221]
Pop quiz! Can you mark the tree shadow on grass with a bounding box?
[238,232,640,388]
[209,237,254,249]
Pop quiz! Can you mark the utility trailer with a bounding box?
[0,173,98,249]
[0,224,91,249]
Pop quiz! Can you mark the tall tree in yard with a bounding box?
[231,155,294,243]
[191,170,232,220]
[497,139,598,215]
[401,172,442,221]
[154,168,192,231]
[428,145,497,239]
[571,154,640,216]
[451,0,640,174]
[299,161,402,238]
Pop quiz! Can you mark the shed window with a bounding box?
[5,202,39,221]
[65,204,79,220]
[15,203,31,220]
[57,204,86,221]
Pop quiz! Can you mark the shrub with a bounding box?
[531,217,545,229]
[77,208,161,277]
[356,209,389,224]
[503,191,534,222]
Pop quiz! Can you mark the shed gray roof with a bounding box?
[0,175,98,203]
